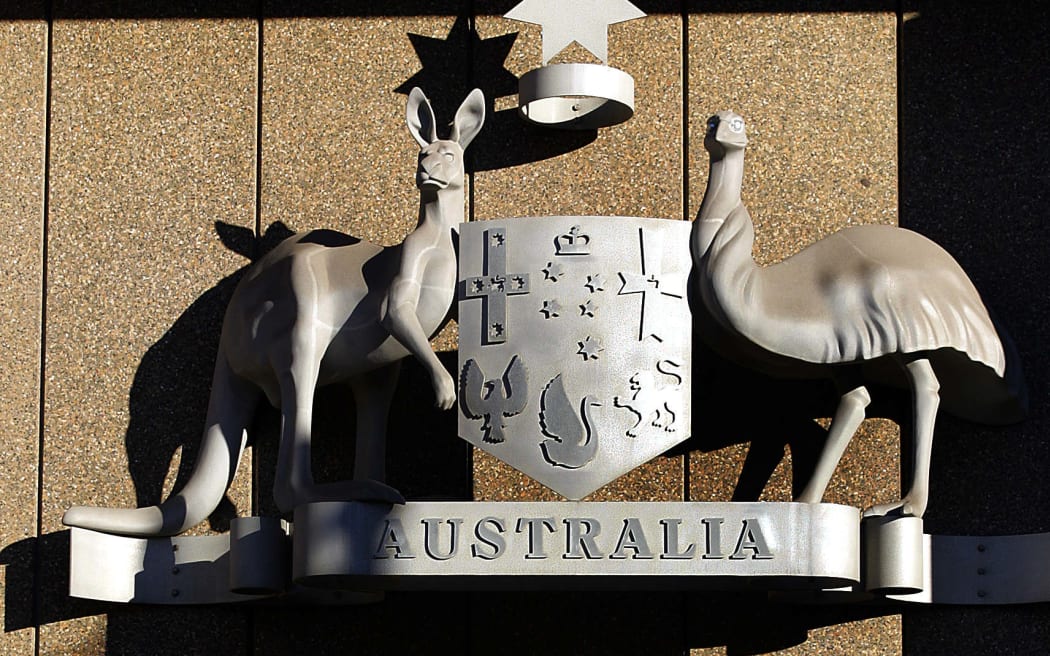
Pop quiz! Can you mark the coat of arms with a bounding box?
[457,216,693,499]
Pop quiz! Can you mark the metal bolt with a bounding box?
[171,567,180,575]
[977,590,987,598]
[977,568,986,575]
[977,544,986,552]
[572,103,580,112]
[171,589,180,598]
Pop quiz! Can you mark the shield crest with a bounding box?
[457,216,693,499]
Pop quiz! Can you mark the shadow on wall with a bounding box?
[393,14,598,172]
[896,3,1050,654]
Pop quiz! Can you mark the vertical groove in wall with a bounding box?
[894,0,903,230]
[254,7,265,253]
[466,0,477,227]
[33,2,54,654]
[249,6,264,652]
[895,3,906,653]
[466,0,477,498]
[680,2,691,504]
[250,0,265,524]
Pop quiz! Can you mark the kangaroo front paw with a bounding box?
[433,369,456,410]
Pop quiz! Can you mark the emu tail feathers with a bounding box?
[62,357,258,537]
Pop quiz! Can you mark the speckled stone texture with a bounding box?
[0,5,45,655]
[686,7,901,655]
[39,6,258,653]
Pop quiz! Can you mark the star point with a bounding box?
[505,0,646,65]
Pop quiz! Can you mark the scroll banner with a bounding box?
[67,501,1050,605]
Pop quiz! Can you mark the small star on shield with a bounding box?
[540,299,562,319]
[543,261,565,282]
[579,299,598,317]
[585,274,605,293]
[577,335,603,360]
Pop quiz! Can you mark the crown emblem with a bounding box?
[555,225,591,255]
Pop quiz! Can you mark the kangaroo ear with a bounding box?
[450,88,485,150]
[406,87,437,148]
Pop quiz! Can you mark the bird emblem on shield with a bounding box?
[457,216,693,499]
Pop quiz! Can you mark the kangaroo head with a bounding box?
[406,87,485,191]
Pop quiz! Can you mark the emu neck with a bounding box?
[693,148,744,259]
[419,184,465,233]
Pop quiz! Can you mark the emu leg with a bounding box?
[796,385,871,503]
[865,358,939,518]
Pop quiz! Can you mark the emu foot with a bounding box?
[863,497,924,519]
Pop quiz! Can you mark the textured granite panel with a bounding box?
[40,13,257,652]
[686,9,900,655]
[471,2,685,503]
[470,591,686,655]
[688,601,900,656]
[897,3,1050,653]
[254,593,469,656]
[0,10,46,656]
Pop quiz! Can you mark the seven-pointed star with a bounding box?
[577,335,604,360]
[505,0,646,64]
[540,299,562,319]
[397,15,519,104]
[585,274,605,293]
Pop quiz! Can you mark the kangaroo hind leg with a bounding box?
[271,336,324,514]
[315,363,405,504]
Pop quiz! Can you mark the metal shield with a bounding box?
[457,216,693,499]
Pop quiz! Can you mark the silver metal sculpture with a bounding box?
[63,88,485,537]
[692,111,1027,519]
[504,0,644,129]
[457,216,693,500]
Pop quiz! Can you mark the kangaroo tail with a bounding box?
[63,356,259,537]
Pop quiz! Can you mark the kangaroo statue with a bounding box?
[63,88,485,537]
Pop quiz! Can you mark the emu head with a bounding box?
[704,110,748,160]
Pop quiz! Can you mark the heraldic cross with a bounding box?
[464,228,531,344]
